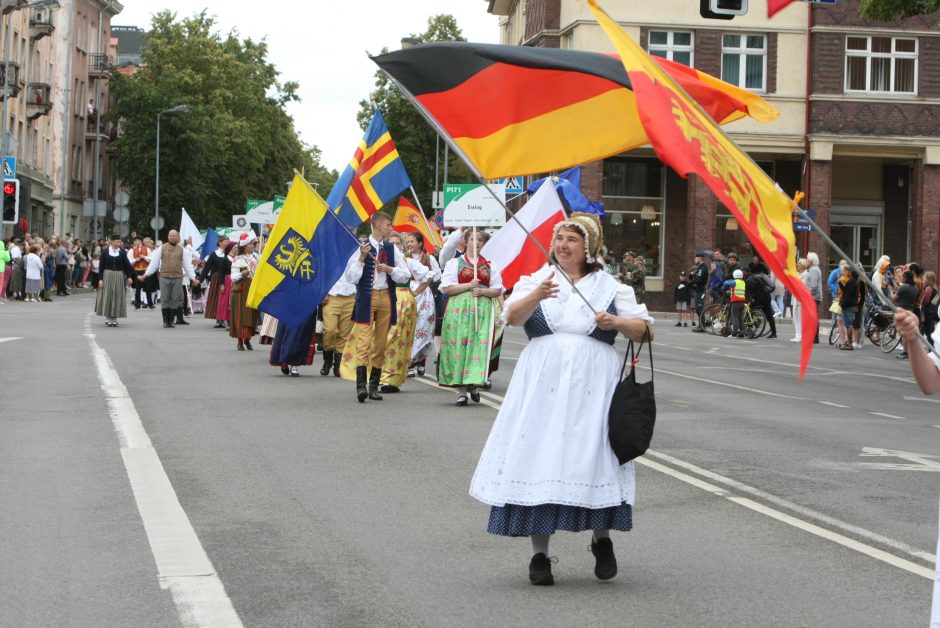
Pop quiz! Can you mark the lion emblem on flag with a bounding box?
[269,228,316,283]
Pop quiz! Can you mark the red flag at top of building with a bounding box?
[480,180,566,291]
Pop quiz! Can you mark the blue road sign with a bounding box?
[499,177,524,194]
[2,157,15,179]
[793,208,817,232]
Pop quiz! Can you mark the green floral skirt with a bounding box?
[438,292,502,387]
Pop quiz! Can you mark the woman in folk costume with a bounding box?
[229,232,259,351]
[94,235,138,327]
[404,232,442,377]
[258,313,279,345]
[215,241,236,329]
[200,235,231,327]
[378,232,431,393]
[469,213,654,586]
[269,313,318,377]
[438,229,504,406]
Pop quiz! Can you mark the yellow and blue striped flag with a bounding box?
[248,174,356,327]
[326,109,412,228]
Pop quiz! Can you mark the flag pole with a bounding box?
[292,169,377,262]
[408,185,441,249]
[377,68,598,314]
[791,194,934,355]
[472,225,480,333]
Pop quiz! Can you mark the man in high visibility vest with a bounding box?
[723,268,747,338]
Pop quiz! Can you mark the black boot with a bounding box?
[175,308,190,325]
[332,353,342,377]
[320,350,334,376]
[368,368,383,401]
[356,366,368,403]
[163,309,175,328]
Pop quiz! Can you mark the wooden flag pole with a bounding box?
[472,225,480,333]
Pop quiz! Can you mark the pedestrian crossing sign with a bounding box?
[498,177,523,194]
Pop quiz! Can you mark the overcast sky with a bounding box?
[116,1,500,173]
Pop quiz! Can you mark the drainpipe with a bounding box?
[58,0,73,237]
[91,7,102,242]
[801,3,813,257]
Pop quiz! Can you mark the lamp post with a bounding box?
[154,103,189,241]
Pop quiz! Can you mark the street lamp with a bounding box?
[154,103,189,241]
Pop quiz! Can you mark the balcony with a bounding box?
[0,61,24,100]
[29,6,53,41]
[26,83,51,120]
[85,118,116,143]
[0,0,28,16]
[88,53,109,79]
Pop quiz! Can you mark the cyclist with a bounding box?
[723,269,747,338]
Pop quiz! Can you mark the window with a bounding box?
[602,157,665,277]
[649,30,693,67]
[845,36,916,94]
[721,33,766,90]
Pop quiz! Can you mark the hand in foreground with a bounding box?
[595,311,619,331]
[376,263,393,274]
[358,243,372,262]
[536,272,559,300]
[894,308,921,341]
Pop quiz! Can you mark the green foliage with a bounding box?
[356,14,475,215]
[859,0,940,20]
[110,11,338,233]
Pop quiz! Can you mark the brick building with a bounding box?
[486,0,940,310]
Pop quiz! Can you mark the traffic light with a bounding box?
[2,179,19,224]
[700,0,748,19]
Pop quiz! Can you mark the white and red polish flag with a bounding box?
[481,179,566,290]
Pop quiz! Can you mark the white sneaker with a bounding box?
[853,342,862,349]
[789,338,800,343]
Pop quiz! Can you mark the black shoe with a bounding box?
[368,369,383,400]
[683,322,688,327]
[691,327,705,333]
[483,378,493,391]
[134,303,141,310]
[768,334,777,339]
[175,308,190,325]
[455,393,468,407]
[590,538,617,580]
[281,366,290,375]
[245,340,253,351]
[380,384,400,393]
[469,387,481,403]
[333,354,342,377]
[356,366,368,402]
[162,310,174,328]
[675,321,682,327]
[528,553,554,586]
[148,304,155,310]
[213,322,225,328]
[237,343,245,351]
[320,350,334,376]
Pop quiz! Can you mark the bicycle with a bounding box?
[702,300,765,338]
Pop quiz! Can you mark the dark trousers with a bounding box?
[730,301,745,335]
[692,289,705,327]
[54,265,68,294]
[759,302,776,336]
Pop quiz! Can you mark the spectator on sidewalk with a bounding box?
[837,267,859,351]
[689,252,709,332]
[921,271,938,346]
[674,271,691,327]
[54,238,69,296]
[24,245,43,302]
[770,271,785,319]
[0,239,10,302]
[894,270,919,360]
[790,259,809,343]
[805,252,823,343]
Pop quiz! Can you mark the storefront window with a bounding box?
[602,157,664,277]
[714,214,755,266]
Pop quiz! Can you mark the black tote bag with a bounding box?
[608,328,656,465]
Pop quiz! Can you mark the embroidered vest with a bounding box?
[352,240,398,325]
[524,301,619,345]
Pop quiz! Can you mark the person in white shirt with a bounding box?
[23,245,43,302]
[343,211,411,402]
[320,257,359,377]
[143,229,199,328]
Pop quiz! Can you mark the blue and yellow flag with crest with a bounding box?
[248,174,356,328]
[326,109,413,228]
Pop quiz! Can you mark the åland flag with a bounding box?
[392,197,443,253]
[587,0,817,378]
[371,42,776,179]
[247,173,357,328]
[326,109,413,228]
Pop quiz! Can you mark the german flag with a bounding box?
[372,43,777,179]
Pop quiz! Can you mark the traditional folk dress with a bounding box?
[229,254,259,341]
[201,248,232,321]
[94,247,136,321]
[258,313,279,345]
[438,255,504,388]
[380,256,430,389]
[469,265,653,536]
[269,315,318,368]
[409,252,442,366]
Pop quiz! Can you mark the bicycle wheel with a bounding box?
[880,323,902,353]
[750,307,767,338]
[864,317,881,345]
[701,304,722,335]
[828,321,841,346]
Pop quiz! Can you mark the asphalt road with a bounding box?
[1,294,937,627]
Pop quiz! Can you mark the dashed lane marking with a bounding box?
[870,412,908,420]
[84,316,243,628]
[0,336,23,344]
[819,401,851,409]
[428,375,936,578]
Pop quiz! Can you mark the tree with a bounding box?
[110,11,337,234]
[356,14,475,215]
[859,0,940,20]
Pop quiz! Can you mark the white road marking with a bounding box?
[857,447,940,473]
[413,376,501,410]
[819,401,851,409]
[446,380,937,574]
[637,457,934,580]
[0,336,23,343]
[637,364,810,401]
[84,317,243,628]
[904,395,940,405]
[870,412,908,420]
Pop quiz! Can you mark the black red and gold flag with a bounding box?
[372,42,777,179]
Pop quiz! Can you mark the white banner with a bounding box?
[443,183,506,228]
